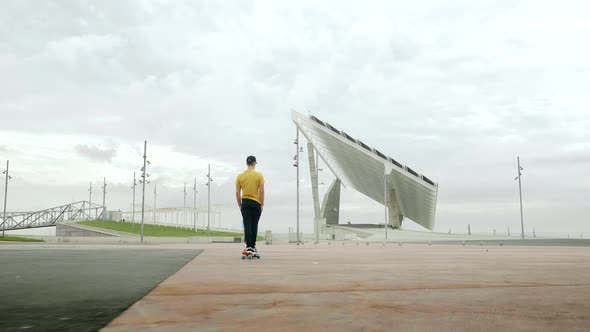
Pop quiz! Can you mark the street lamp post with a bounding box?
[184,181,187,226]
[315,150,320,245]
[88,181,93,220]
[131,173,137,231]
[2,160,12,237]
[102,177,107,220]
[140,141,150,243]
[515,156,525,239]
[294,129,300,245]
[206,164,213,231]
[153,184,157,225]
[193,178,197,231]
[384,171,388,241]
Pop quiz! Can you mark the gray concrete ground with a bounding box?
[102,243,590,332]
[0,244,202,332]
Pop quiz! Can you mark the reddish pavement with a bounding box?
[102,243,590,332]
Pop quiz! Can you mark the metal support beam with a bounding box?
[307,142,321,244]
[2,160,10,237]
[296,129,300,244]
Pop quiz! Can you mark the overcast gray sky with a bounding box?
[1,0,589,235]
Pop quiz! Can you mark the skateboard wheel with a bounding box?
[242,255,246,260]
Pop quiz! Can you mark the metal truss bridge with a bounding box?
[0,201,105,231]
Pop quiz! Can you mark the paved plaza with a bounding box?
[2,242,589,331]
[102,243,590,331]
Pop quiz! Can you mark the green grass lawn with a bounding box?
[0,236,44,242]
[78,220,262,239]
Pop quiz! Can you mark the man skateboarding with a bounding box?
[236,155,264,258]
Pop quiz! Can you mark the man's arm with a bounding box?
[236,182,242,208]
[258,182,265,210]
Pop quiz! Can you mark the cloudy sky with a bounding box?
[1,0,589,235]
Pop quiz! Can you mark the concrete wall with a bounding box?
[5,226,56,236]
[56,224,116,237]
[36,236,240,244]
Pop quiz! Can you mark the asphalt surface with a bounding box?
[0,247,202,332]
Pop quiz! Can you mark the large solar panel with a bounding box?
[313,117,431,182]
[326,123,341,135]
[341,131,357,144]
[358,140,372,152]
[422,175,436,186]
[405,166,420,177]
[374,149,388,160]
[311,115,325,126]
[388,157,403,168]
[292,111,438,230]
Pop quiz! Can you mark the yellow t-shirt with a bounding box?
[236,170,264,204]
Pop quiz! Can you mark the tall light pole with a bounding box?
[132,173,137,223]
[384,170,388,241]
[140,141,150,243]
[153,183,157,225]
[102,177,107,220]
[315,150,320,245]
[183,182,187,208]
[294,129,301,245]
[131,173,137,231]
[184,181,187,226]
[514,156,525,239]
[193,178,197,231]
[88,181,93,220]
[206,164,213,231]
[2,160,12,237]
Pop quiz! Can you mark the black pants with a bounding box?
[241,199,262,248]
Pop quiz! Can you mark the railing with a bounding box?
[0,201,105,231]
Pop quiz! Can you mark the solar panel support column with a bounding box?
[385,169,403,230]
[387,190,403,229]
[321,179,341,226]
[307,143,321,244]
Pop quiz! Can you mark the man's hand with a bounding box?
[259,183,265,212]
[236,182,242,209]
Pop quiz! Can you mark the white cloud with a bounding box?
[0,0,589,233]
[0,131,235,186]
[45,34,124,62]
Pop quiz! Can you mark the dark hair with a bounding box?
[246,155,257,165]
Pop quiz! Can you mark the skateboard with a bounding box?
[241,250,261,260]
